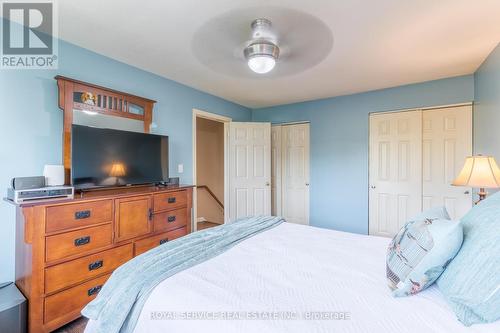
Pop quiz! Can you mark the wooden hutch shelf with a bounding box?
[55,75,157,184]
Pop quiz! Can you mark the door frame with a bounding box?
[192,109,231,231]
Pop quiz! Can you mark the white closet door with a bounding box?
[281,123,310,225]
[271,125,282,216]
[228,122,271,221]
[422,106,473,219]
[369,111,422,237]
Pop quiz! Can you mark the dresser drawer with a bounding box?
[153,207,187,232]
[135,227,187,256]
[45,224,113,263]
[46,200,113,233]
[153,190,187,212]
[44,274,110,324]
[45,244,133,294]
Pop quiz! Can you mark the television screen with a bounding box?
[72,125,168,189]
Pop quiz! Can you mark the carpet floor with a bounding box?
[53,317,88,333]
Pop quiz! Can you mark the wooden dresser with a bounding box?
[12,185,193,333]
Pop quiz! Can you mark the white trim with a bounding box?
[193,108,232,122]
[224,121,230,224]
[369,102,473,116]
[271,121,311,126]
[192,109,231,232]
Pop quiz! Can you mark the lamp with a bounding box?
[109,163,126,185]
[452,155,500,203]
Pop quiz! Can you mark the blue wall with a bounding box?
[0,30,497,284]
[252,75,475,234]
[0,39,251,282]
[474,43,500,159]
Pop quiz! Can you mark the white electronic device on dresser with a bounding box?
[43,165,65,186]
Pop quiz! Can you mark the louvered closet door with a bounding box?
[422,106,472,219]
[228,122,271,221]
[369,111,423,237]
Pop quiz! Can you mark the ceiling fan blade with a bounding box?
[191,6,333,77]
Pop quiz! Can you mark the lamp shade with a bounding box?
[247,55,276,74]
[452,155,500,188]
[109,163,126,177]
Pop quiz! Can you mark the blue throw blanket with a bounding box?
[82,215,284,333]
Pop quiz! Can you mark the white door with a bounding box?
[369,111,423,237]
[422,106,473,219]
[228,122,271,221]
[271,125,282,216]
[281,123,310,225]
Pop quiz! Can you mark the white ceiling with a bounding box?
[58,0,500,108]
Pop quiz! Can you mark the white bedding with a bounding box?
[86,222,500,333]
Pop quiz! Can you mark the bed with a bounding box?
[84,221,500,333]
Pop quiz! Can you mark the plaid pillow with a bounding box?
[386,207,463,297]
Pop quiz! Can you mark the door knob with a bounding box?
[305,183,310,186]
[265,182,270,186]
[464,190,470,195]
[370,185,376,189]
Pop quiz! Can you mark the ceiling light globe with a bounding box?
[248,55,276,74]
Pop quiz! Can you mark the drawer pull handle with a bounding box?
[167,197,176,203]
[159,238,169,245]
[75,210,91,220]
[74,236,90,246]
[167,216,176,223]
[87,285,102,297]
[148,208,153,221]
[88,260,103,271]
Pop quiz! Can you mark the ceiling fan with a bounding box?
[243,18,280,74]
[191,7,333,78]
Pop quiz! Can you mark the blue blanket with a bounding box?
[82,215,284,333]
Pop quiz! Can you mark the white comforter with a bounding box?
[86,222,500,333]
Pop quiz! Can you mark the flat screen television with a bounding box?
[72,125,168,190]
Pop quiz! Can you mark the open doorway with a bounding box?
[193,109,230,231]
